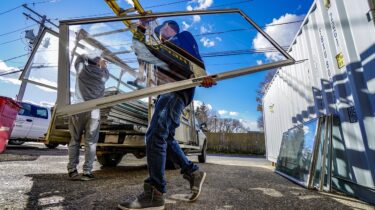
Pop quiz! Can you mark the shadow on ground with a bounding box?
[0,144,76,162]
[22,163,361,210]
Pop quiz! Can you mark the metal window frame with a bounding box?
[17,28,59,100]
[56,9,295,116]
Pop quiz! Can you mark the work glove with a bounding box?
[200,76,217,88]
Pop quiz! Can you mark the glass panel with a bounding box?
[66,12,288,107]
[276,118,318,186]
[22,82,57,107]
[313,117,326,188]
[28,31,59,90]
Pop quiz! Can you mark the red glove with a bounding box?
[200,76,217,88]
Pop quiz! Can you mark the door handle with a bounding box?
[26,119,33,122]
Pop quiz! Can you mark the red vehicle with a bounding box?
[0,96,21,153]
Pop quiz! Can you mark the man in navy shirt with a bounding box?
[119,20,215,210]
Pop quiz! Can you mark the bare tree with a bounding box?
[194,104,249,133]
[256,70,276,130]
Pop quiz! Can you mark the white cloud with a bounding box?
[256,60,263,65]
[229,111,239,116]
[188,0,213,10]
[187,5,193,11]
[200,37,215,48]
[215,37,222,42]
[88,23,130,51]
[193,15,201,23]
[0,75,21,85]
[0,61,22,85]
[200,25,213,34]
[240,119,261,131]
[193,100,212,110]
[253,13,304,61]
[218,110,228,115]
[28,77,57,92]
[182,21,191,31]
[124,0,134,6]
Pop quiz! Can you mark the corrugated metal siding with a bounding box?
[264,0,375,202]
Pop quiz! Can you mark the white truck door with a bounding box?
[10,103,33,139]
[27,105,49,140]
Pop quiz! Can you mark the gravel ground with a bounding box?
[0,143,374,210]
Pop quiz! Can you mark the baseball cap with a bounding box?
[154,20,180,36]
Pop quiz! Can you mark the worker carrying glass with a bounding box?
[118,19,216,210]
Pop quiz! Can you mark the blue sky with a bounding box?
[0,0,313,131]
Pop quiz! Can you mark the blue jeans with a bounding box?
[145,92,198,193]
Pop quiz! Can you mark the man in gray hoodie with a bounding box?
[67,54,109,181]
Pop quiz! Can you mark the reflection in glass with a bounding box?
[66,13,285,105]
[276,119,318,186]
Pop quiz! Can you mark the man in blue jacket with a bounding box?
[119,20,215,210]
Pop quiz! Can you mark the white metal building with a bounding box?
[263,0,375,204]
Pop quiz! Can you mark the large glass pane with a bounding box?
[276,118,319,186]
[66,12,288,108]
[28,31,59,90]
[312,117,326,188]
[22,30,58,107]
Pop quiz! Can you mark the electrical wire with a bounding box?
[0,5,22,16]
[195,20,304,37]
[1,53,30,62]
[0,0,58,17]
[0,69,23,77]
[0,38,22,46]
[210,0,252,9]
[144,0,190,9]
[0,24,38,37]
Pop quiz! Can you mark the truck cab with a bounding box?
[9,102,55,147]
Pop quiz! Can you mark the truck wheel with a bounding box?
[97,153,124,167]
[9,139,25,145]
[45,143,59,149]
[198,141,207,163]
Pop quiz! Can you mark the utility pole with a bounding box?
[17,4,58,102]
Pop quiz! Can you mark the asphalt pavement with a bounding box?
[0,143,373,210]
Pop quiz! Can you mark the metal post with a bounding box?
[56,23,70,108]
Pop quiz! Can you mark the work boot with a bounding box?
[81,173,95,181]
[118,183,165,210]
[68,170,79,180]
[183,170,206,202]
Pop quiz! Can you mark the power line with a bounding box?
[195,19,304,37]
[0,0,57,16]
[0,38,22,46]
[211,0,252,9]
[0,5,22,16]
[0,69,23,77]
[1,53,30,62]
[0,24,38,37]
[145,0,190,9]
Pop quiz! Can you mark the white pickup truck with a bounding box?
[9,102,58,148]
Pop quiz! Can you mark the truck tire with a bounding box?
[8,139,25,145]
[97,153,124,167]
[198,140,207,163]
[45,143,59,149]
